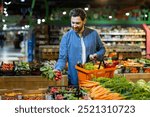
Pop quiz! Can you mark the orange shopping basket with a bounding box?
[75,60,116,83]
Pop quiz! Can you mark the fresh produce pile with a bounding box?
[29,61,41,75]
[80,80,124,100]
[117,58,150,73]
[0,62,15,75]
[46,86,89,100]
[40,60,63,81]
[15,62,30,75]
[0,60,65,77]
[93,75,150,100]
[1,63,14,71]
[77,61,117,70]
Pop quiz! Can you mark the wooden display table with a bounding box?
[119,73,150,82]
[0,75,68,90]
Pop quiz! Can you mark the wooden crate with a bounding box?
[0,75,68,90]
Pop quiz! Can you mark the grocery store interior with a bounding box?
[0,0,150,100]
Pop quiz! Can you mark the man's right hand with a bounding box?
[89,53,97,60]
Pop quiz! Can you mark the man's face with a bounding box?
[71,16,86,33]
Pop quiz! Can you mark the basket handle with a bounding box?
[98,59,106,69]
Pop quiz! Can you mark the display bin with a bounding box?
[0,62,15,76]
[15,70,31,76]
[75,65,116,84]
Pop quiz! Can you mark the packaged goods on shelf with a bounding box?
[39,45,59,61]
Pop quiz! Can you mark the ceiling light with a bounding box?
[42,19,45,22]
[62,11,66,15]
[84,7,89,11]
[125,12,130,16]
[4,1,11,5]
[21,26,25,30]
[3,8,7,11]
[2,19,5,22]
[108,16,112,19]
[20,0,25,2]
[145,14,148,17]
[25,25,30,28]
[5,13,8,17]
[37,19,41,24]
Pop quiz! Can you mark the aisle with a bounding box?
[0,44,24,62]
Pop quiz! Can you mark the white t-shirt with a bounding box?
[80,37,86,64]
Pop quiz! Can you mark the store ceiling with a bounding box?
[1,0,150,28]
[2,0,150,16]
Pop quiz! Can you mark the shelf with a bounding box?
[49,35,60,38]
[100,32,146,35]
[35,35,48,38]
[102,39,146,41]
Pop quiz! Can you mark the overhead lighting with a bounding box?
[2,19,5,22]
[3,24,7,30]
[20,0,25,2]
[84,4,90,11]
[37,19,41,24]
[5,13,8,17]
[125,12,130,16]
[108,16,112,19]
[145,14,148,17]
[42,19,45,22]
[84,7,89,11]
[25,25,29,28]
[62,11,66,15]
[21,26,25,30]
[4,1,11,5]
[3,8,7,11]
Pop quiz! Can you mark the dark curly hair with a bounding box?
[69,8,87,21]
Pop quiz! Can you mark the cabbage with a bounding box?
[147,81,150,86]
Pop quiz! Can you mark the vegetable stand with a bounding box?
[0,75,68,90]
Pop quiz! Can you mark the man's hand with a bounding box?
[89,53,98,60]
[53,69,60,72]
[53,69,62,81]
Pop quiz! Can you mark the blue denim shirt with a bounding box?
[55,27,105,86]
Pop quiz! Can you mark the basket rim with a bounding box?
[75,65,116,73]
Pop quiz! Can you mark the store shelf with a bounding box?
[100,32,145,35]
[34,24,49,60]
[97,25,147,56]
[49,25,62,45]
[101,39,146,41]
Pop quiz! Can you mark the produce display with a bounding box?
[15,62,30,75]
[1,58,150,100]
[0,86,90,100]
[116,58,150,73]
[80,80,123,100]
[46,86,90,100]
[0,62,15,75]
[0,60,63,77]
[92,76,150,100]
[40,60,63,81]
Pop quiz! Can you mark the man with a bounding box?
[55,8,105,86]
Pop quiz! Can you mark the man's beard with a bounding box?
[72,26,83,33]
